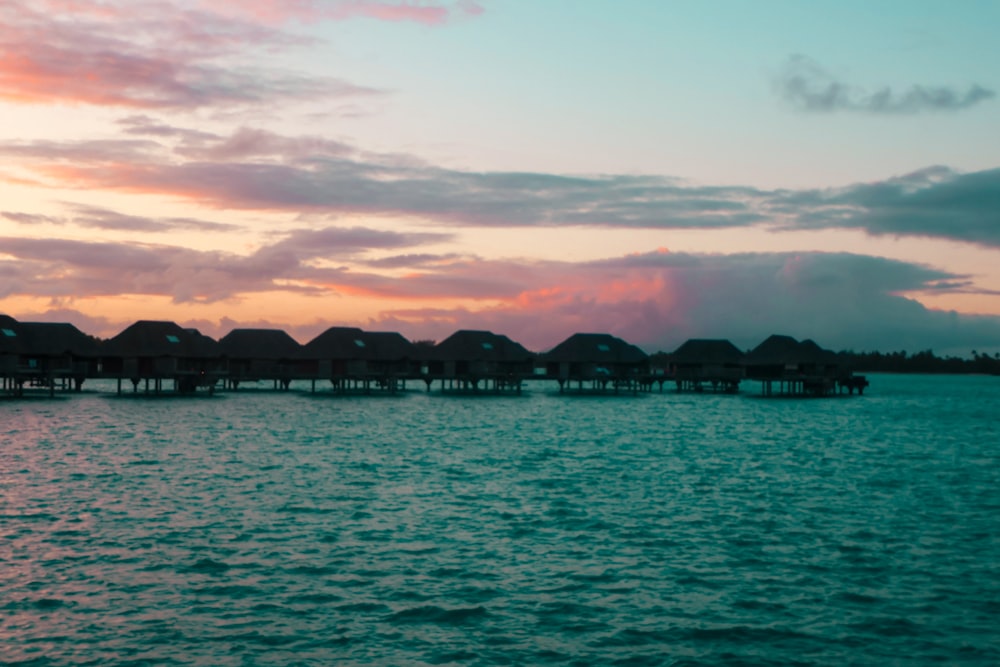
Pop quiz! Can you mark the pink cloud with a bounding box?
[200,0,484,26]
[5,241,998,355]
[0,2,375,109]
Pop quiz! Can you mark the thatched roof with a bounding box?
[426,330,534,362]
[1,317,100,357]
[799,339,840,365]
[19,322,100,357]
[363,331,418,361]
[299,327,417,361]
[103,321,219,358]
[1,315,22,355]
[671,339,744,365]
[300,327,370,359]
[219,329,301,360]
[744,334,837,366]
[542,333,648,364]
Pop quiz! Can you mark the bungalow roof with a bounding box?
[219,329,301,360]
[799,339,840,365]
[743,334,801,366]
[744,334,837,366]
[671,338,744,365]
[103,320,220,358]
[18,322,100,357]
[364,331,417,361]
[542,333,648,364]
[427,330,534,362]
[299,327,371,360]
[1,314,22,355]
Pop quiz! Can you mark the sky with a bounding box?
[1,0,999,355]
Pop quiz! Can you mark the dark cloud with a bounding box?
[0,129,767,229]
[3,124,999,247]
[364,251,1000,356]
[778,55,995,114]
[6,237,999,355]
[787,166,1000,247]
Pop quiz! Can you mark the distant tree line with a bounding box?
[837,350,1000,375]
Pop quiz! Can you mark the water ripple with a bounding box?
[2,375,999,665]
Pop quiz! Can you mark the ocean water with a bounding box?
[2,374,999,666]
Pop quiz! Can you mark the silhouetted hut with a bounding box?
[364,331,420,389]
[670,338,744,393]
[101,320,222,394]
[1,315,23,395]
[743,334,850,396]
[1,317,99,396]
[541,333,650,393]
[423,330,534,393]
[298,327,417,393]
[218,328,302,390]
[20,322,100,393]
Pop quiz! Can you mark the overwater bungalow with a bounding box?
[298,327,418,393]
[218,328,302,390]
[2,315,22,395]
[101,320,222,394]
[670,338,744,393]
[541,332,650,393]
[422,330,534,393]
[743,334,864,396]
[1,316,99,396]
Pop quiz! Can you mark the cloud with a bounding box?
[5,122,1000,249]
[778,54,995,114]
[199,0,485,26]
[68,204,241,233]
[362,251,1000,356]
[785,166,1000,247]
[3,203,238,233]
[258,225,454,263]
[0,124,768,229]
[5,234,999,355]
[0,2,380,109]
[2,211,66,225]
[0,223,451,304]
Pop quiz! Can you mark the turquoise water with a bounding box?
[2,375,999,665]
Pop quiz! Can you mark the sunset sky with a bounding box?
[2,0,999,355]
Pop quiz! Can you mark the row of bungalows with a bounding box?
[2,314,867,398]
[100,322,419,395]
[742,334,868,396]
[101,320,223,394]
[666,334,867,396]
